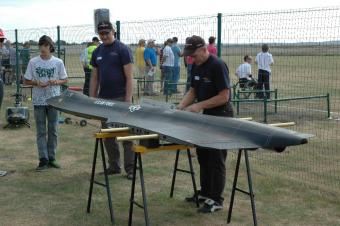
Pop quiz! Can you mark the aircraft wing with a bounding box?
[47,91,312,152]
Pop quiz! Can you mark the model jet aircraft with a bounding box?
[47,90,312,152]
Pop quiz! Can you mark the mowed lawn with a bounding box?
[1,45,340,225]
[0,85,340,226]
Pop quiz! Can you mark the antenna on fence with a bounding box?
[94,8,110,34]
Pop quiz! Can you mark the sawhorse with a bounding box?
[227,149,257,226]
[227,122,296,226]
[126,143,198,226]
[86,129,130,224]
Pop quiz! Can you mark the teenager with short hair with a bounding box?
[24,35,68,171]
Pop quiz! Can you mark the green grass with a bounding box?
[0,83,340,226]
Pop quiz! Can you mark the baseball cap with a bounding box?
[147,39,155,44]
[98,21,114,33]
[183,35,206,56]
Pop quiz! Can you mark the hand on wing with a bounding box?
[185,103,202,113]
[176,104,185,110]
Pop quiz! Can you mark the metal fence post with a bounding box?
[236,92,240,115]
[326,93,331,118]
[116,21,120,40]
[217,13,222,58]
[274,88,278,113]
[15,29,20,95]
[57,25,61,58]
[263,96,268,123]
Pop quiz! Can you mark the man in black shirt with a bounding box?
[178,35,233,213]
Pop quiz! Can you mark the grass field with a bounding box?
[0,45,339,226]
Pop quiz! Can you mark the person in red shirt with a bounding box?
[207,36,217,56]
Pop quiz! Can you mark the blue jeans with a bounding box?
[34,106,59,160]
[163,66,174,95]
[173,66,180,91]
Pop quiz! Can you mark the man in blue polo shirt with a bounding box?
[90,21,134,180]
[143,39,157,96]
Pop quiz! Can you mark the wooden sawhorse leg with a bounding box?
[87,138,115,224]
[128,152,150,226]
[227,149,257,226]
[170,149,199,207]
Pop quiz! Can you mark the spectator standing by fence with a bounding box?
[162,38,175,95]
[207,36,217,56]
[0,28,7,113]
[135,39,146,79]
[20,42,31,82]
[171,37,182,93]
[80,37,99,96]
[143,39,157,96]
[184,55,193,92]
[7,40,17,84]
[255,44,274,99]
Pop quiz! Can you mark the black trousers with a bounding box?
[83,67,92,96]
[257,69,270,98]
[197,103,234,205]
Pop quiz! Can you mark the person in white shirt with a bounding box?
[255,44,274,98]
[24,35,68,171]
[162,38,175,95]
[235,55,257,89]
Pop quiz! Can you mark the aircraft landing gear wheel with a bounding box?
[79,120,87,127]
[64,117,72,124]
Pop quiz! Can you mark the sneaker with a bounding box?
[197,199,223,213]
[36,158,49,171]
[48,159,61,169]
[185,190,208,203]
[99,168,121,175]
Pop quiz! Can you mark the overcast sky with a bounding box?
[1,0,340,30]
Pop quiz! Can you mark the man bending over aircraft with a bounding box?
[178,35,233,213]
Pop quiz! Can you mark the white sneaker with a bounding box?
[197,199,223,213]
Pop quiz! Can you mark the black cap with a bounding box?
[98,21,114,33]
[38,35,55,53]
[183,35,205,56]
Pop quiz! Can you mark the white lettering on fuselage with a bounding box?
[94,100,115,107]
[129,105,141,112]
